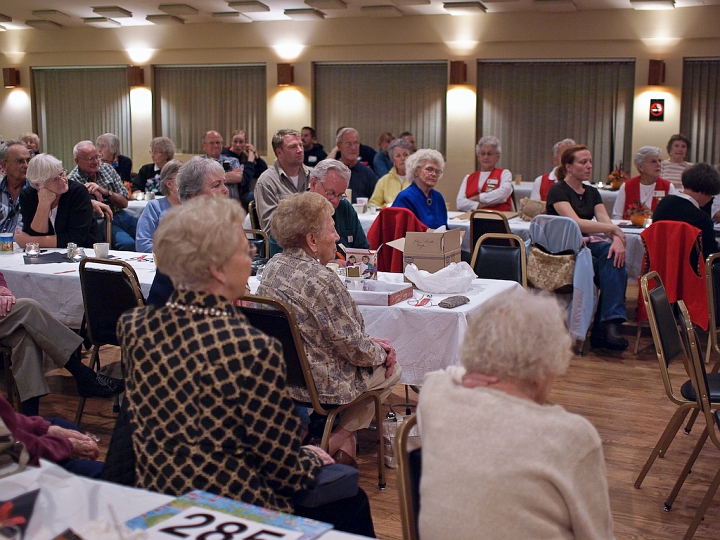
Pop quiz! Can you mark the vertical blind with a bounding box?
[681,58,720,166]
[476,60,635,183]
[314,62,447,154]
[32,67,131,168]
[153,64,267,155]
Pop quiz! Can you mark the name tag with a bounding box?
[308,156,318,163]
[654,190,665,198]
[348,236,353,243]
[486,179,498,192]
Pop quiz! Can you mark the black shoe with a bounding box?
[590,322,628,351]
[77,373,125,399]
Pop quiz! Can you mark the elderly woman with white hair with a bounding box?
[97,133,132,183]
[369,138,413,208]
[132,136,176,194]
[391,148,448,229]
[457,135,514,212]
[611,146,676,219]
[258,191,400,467]
[418,290,614,540]
[135,160,182,253]
[16,153,100,248]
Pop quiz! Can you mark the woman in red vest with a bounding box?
[456,136,514,212]
[611,146,676,220]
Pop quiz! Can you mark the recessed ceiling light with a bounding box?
[212,11,252,21]
[25,20,64,29]
[146,14,185,24]
[443,1,487,13]
[31,10,71,21]
[284,8,325,19]
[83,16,122,27]
[0,25,6,31]
[360,5,404,16]
[390,0,429,4]
[228,1,270,12]
[630,0,674,8]
[0,14,11,23]
[92,6,133,18]
[534,0,576,11]
[305,0,347,9]
[159,4,199,16]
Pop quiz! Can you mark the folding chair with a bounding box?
[469,209,513,252]
[1,345,21,411]
[664,300,720,539]
[76,258,144,426]
[395,414,421,540]
[470,232,527,287]
[239,294,387,489]
[247,200,261,231]
[244,227,269,259]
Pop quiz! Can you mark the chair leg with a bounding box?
[685,410,700,435]
[684,464,720,540]
[373,394,386,490]
[635,405,693,488]
[634,321,644,355]
[74,345,100,429]
[665,427,709,511]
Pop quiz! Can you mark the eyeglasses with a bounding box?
[478,151,498,158]
[47,170,67,185]
[80,154,101,163]
[422,166,442,177]
[149,149,165,155]
[14,157,31,165]
[320,183,347,201]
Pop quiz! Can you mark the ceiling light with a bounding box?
[284,8,325,19]
[360,5,404,16]
[83,16,122,27]
[146,14,185,24]
[305,0,347,9]
[443,1,487,13]
[25,20,64,30]
[212,11,252,21]
[31,10,71,22]
[534,0,576,11]
[391,0,429,4]
[630,0,674,8]
[92,6,133,18]
[0,25,5,31]
[228,1,270,12]
[0,14,11,23]
[159,4,199,16]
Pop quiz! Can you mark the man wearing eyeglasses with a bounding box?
[68,140,137,251]
[0,140,32,234]
[337,128,378,204]
[309,159,369,251]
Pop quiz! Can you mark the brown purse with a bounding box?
[526,244,576,294]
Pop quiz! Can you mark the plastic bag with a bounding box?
[404,262,475,294]
[382,413,403,468]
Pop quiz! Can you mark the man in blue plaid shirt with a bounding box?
[0,140,32,234]
[68,141,137,250]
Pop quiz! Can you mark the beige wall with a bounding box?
[1,6,719,205]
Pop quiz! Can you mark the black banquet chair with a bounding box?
[470,232,527,287]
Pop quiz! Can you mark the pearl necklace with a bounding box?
[165,300,230,317]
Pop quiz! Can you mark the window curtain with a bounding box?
[153,65,267,155]
[314,62,447,154]
[681,58,720,165]
[32,67,131,168]
[476,60,635,183]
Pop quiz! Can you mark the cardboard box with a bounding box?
[387,228,463,274]
[343,248,378,279]
[346,279,413,306]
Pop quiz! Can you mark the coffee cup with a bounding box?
[93,242,110,259]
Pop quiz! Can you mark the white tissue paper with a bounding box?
[404,262,475,293]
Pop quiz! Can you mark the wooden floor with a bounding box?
[7,297,720,539]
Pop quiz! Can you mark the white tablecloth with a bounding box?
[0,249,156,327]
[126,197,166,219]
[0,461,367,540]
[250,273,524,386]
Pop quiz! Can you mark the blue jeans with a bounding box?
[47,418,104,478]
[112,210,138,251]
[587,241,628,323]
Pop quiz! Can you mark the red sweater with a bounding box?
[0,394,73,465]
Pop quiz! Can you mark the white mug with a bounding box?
[93,242,110,259]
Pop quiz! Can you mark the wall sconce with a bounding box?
[449,61,467,84]
[648,59,666,86]
[3,68,20,88]
[127,66,145,86]
[278,64,294,86]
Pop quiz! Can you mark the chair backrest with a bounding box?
[638,221,707,329]
[248,200,261,231]
[79,258,145,347]
[678,300,720,450]
[470,209,512,250]
[239,294,328,414]
[367,207,428,273]
[706,253,720,342]
[641,271,691,406]
[96,218,112,248]
[395,414,421,540]
[470,233,527,288]
[528,215,583,254]
[245,228,269,259]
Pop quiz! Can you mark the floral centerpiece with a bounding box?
[607,166,628,190]
[628,200,650,226]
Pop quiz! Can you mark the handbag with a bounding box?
[527,244,576,294]
[293,463,359,508]
[0,417,30,479]
[518,197,547,222]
